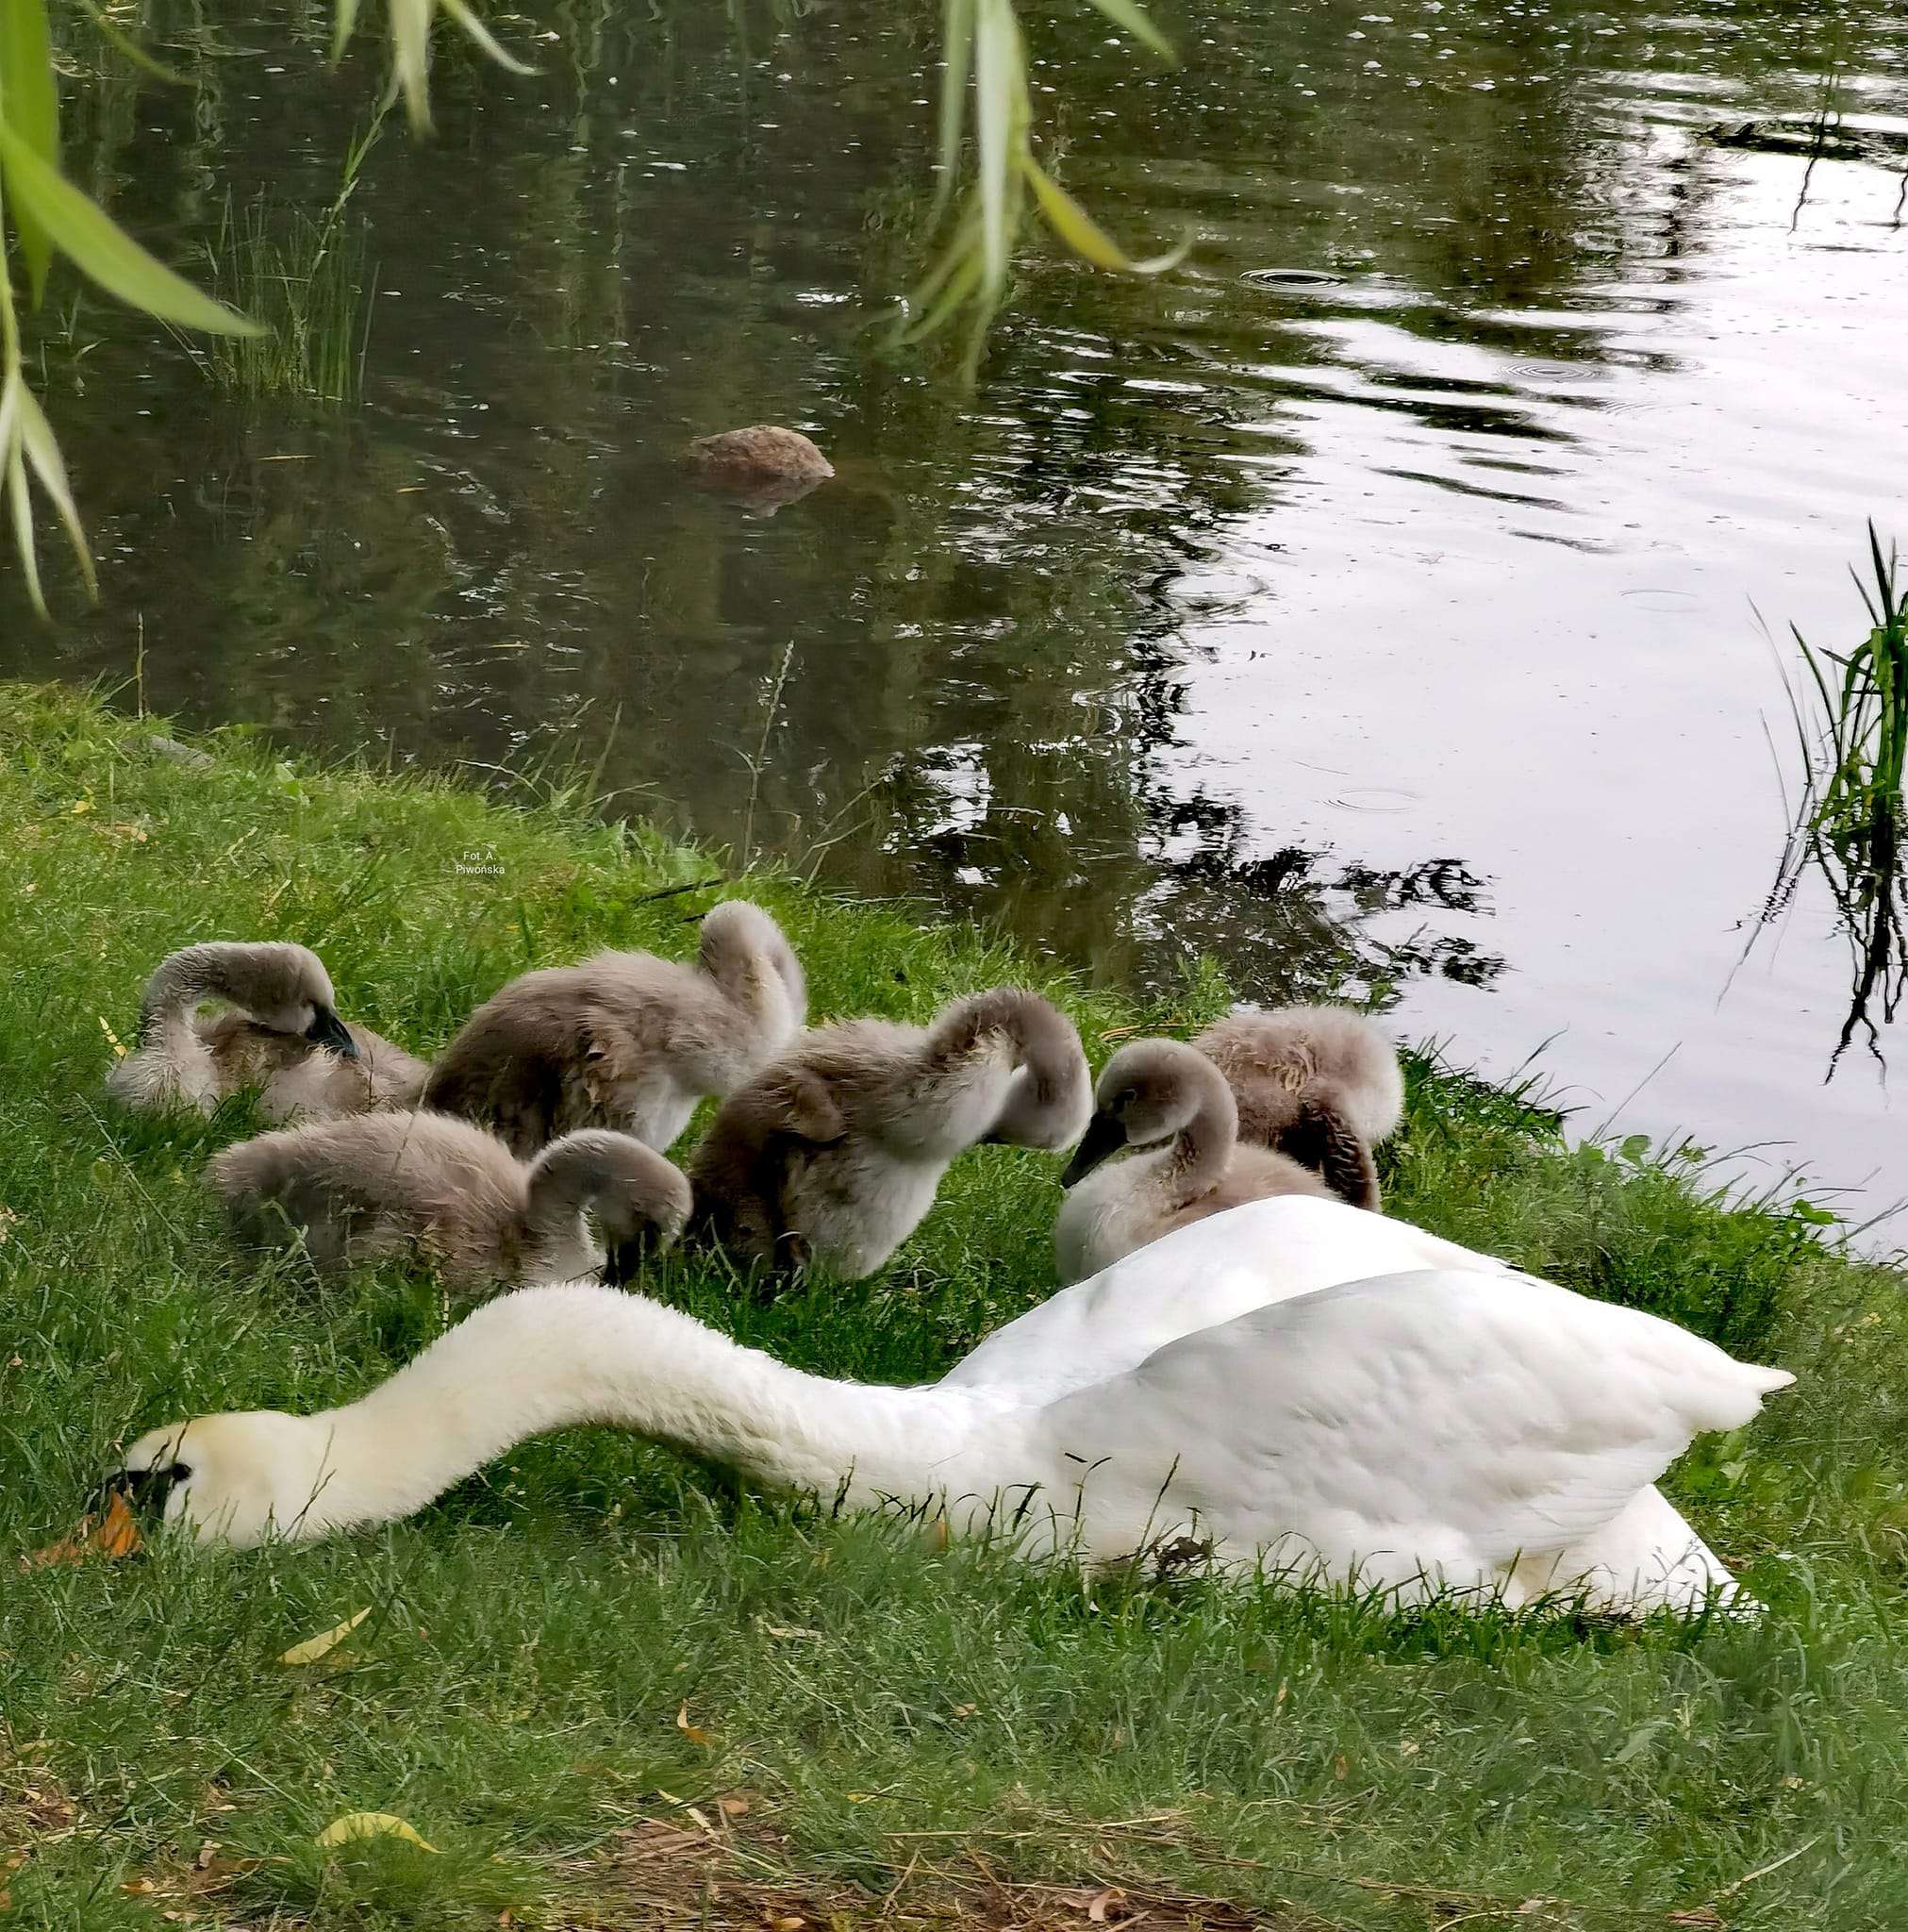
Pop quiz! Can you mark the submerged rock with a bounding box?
[687,426,834,516]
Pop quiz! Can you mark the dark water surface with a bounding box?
[6,0,1908,1219]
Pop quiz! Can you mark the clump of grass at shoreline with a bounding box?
[1761,525,1908,1069]
[3,684,1908,1930]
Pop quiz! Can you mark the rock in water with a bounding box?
[687,426,834,515]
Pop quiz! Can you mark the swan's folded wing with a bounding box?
[1027,1267,1792,1576]
[945,1196,1513,1399]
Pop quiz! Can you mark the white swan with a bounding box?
[108,1198,1790,1614]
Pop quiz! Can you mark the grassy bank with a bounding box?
[2,684,1906,1931]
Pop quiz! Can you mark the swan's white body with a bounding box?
[116,1198,1791,1613]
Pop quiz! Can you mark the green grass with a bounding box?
[3,683,1908,1929]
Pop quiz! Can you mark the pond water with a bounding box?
[5,0,1907,1225]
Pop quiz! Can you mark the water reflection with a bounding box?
[4,0,1907,1193]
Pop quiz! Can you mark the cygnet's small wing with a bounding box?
[1026,1267,1791,1588]
[945,1194,1509,1398]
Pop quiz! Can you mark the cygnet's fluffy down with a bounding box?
[208,1110,690,1291]
[1054,1037,1333,1281]
[421,901,805,1158]
[108,941,427,1122]
[689,987,1089,1281]
[1192,1004,1402,1209]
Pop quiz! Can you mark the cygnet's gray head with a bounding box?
[1060,1039,1233,1187]
[546,1133,691,1285]
[158,941,358,1058]
[698,901,808,1032]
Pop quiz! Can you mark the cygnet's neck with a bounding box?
[1155,1076,1236,1207]
[139,946,225,1042]
[313,1286,992,1526]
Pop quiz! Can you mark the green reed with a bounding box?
[191,113,385,408]
[1767,525,1908,1067]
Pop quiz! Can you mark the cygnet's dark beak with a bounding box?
[1060,1112,1127,1189]
[305,1006,359,1059]
[87,1461,191,1522]
[601,1240,639,1288]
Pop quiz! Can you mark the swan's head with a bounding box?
[165,941,359,1058]
[106,1410,340,1548]
[1061,1038,1236,1186]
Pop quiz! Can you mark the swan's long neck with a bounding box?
[312,1286,987,1527]
[702,918,806,1041]
[985,993,1087,1148]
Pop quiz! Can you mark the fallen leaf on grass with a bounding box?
[676,1703,716,1747]
[315,1812,438,1853]
[189,1850,257,1889]
[717,1794,751,1819]
[278,1607,371,1666]
[1087,1889,1126,1924]
[22,1491,142,1569]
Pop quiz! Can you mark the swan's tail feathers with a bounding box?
[1688,1359,1796,1436]
[1275,1094,1382,1211]
[1516,1485,1754,1618]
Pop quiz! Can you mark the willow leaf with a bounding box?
[17,381,96,595]
[438,0,536,76]
[387,0,433,130]
[972,0,1026,296]
[0,128,261,334]
[5,441,44,617]
[332,0,363,64]
[1021,154,1189,274]
[1081,0,1175,62]
[0,0,61,304]
[904,245,984,341]
[930,0,974,226]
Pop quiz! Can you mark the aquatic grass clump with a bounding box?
[190,113,384,408]
[191,187,376,408]
[191,197,374,407]
[1764,525,1908,1068]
